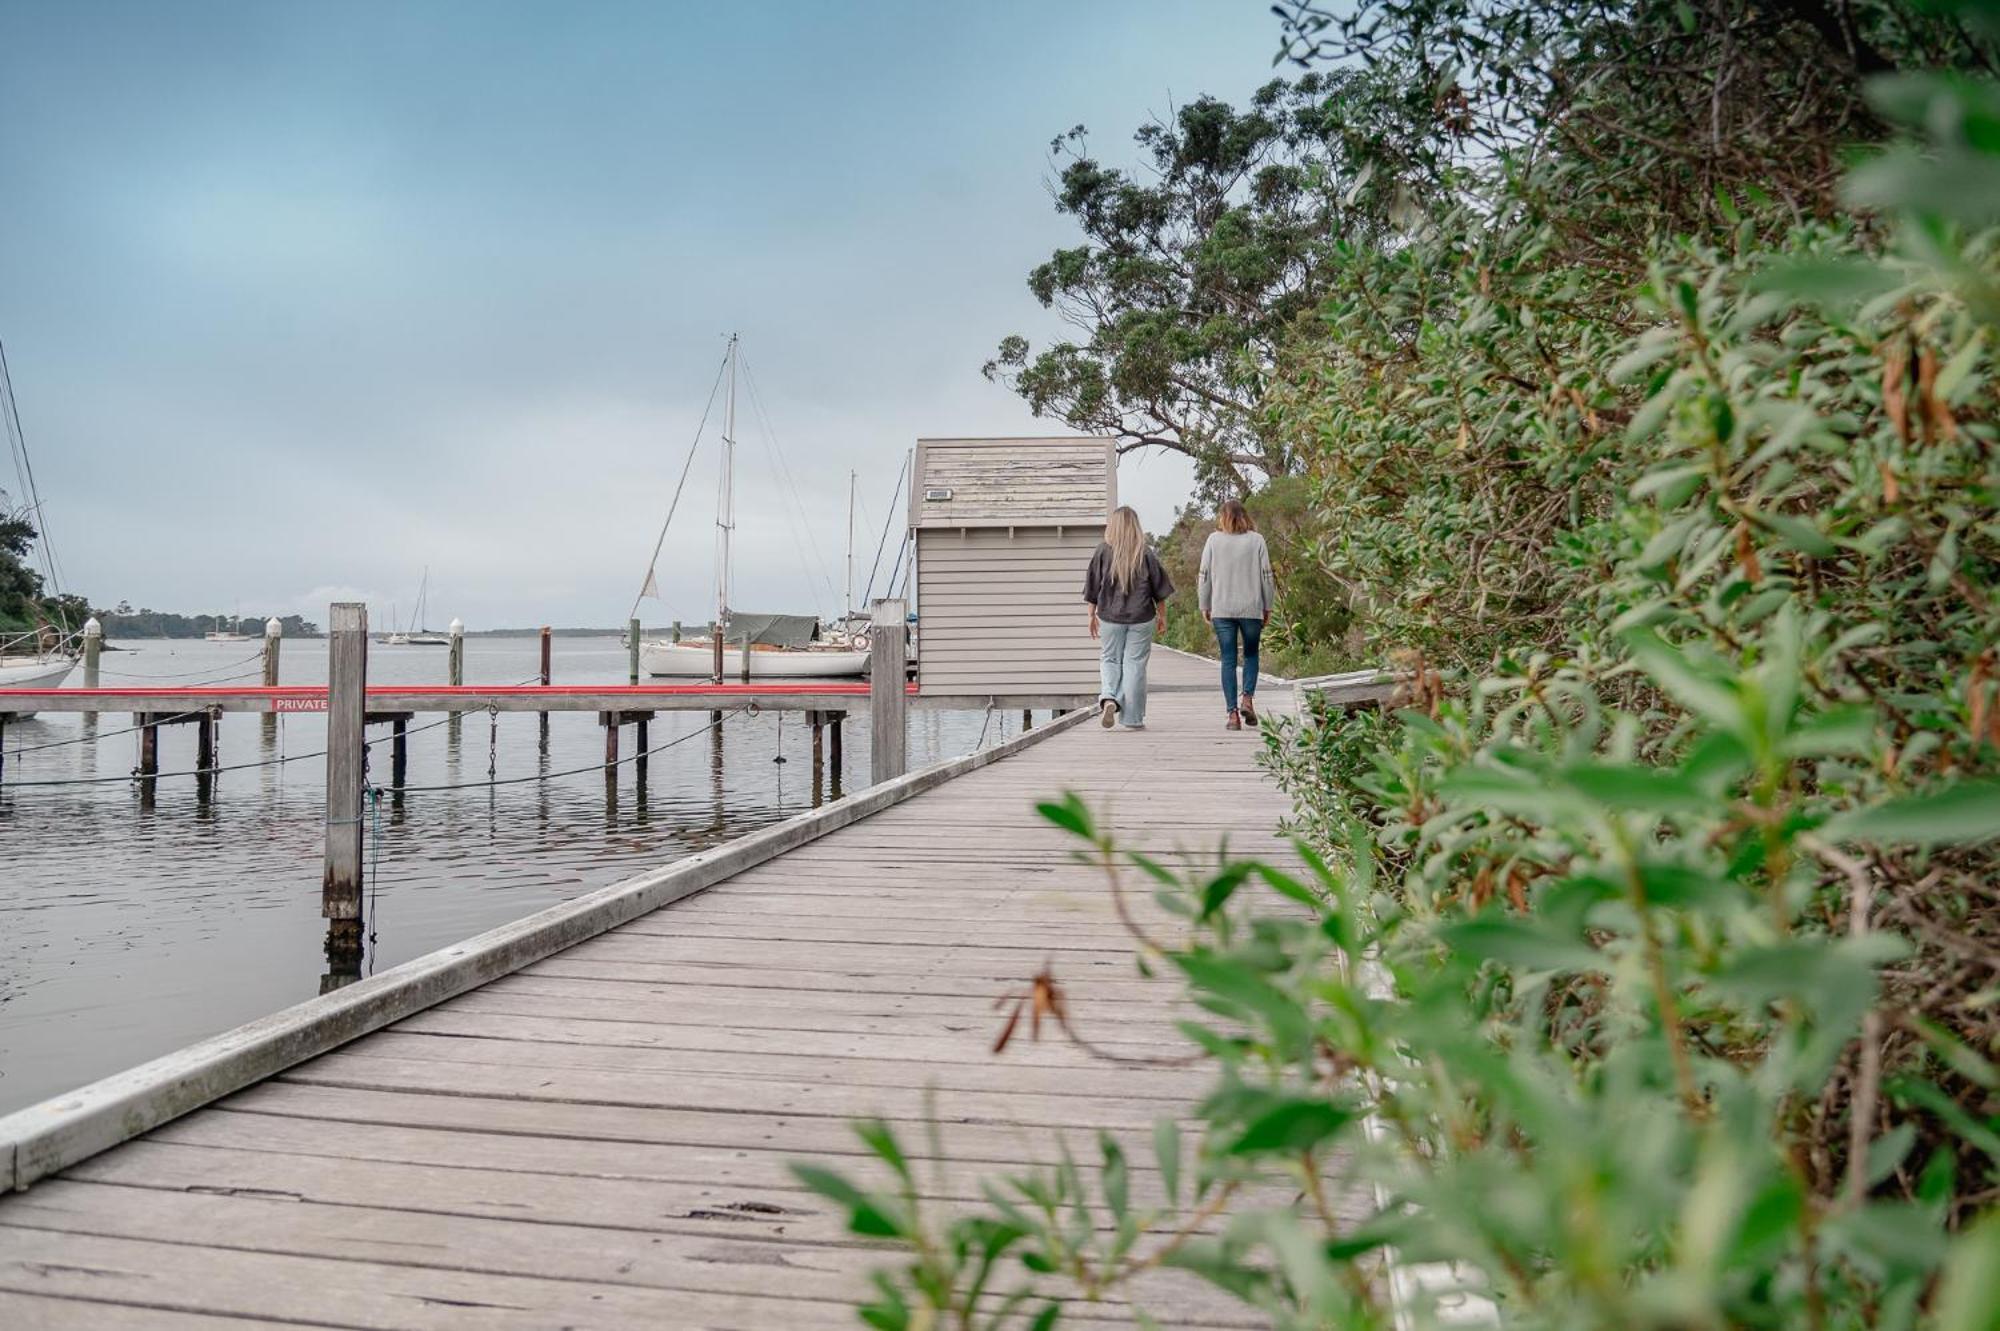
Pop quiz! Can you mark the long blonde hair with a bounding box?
[1105,506,1147,593]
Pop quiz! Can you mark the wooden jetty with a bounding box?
[0,649,1370,1328]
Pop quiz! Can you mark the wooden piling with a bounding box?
[710,621,722,683]
[828,711,843,783]
[629,618,641,684]
[82,618,102,689]
[448,619,464,688]
[634,714,649,783]
[322,603,367,951]
[809,710,824,806]
[869,599,908,785]
[261,618,281,740]
[739,635,751,683]
[195,709,215,772]
[538,626,551,753]
[137,715,159,780]
[391,716,408,789]
[603,713,619,773]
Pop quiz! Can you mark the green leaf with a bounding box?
[1035,794,1094,840]
[1098,1132,1129,1220]
[1781,707,1878,758]
[1224,1095,1353,1156]
[1154,1118,1182,1207]
[1623,630,1740,729]
[1028,1302,1062,1331]
[1748,510,1837,557]
[1252,862,1326,912]
[1440,915,1602,972]
[1932,1213,2000,1331]
[1173,952,1313,1053]
[1825,782,2000,846]
[854,1119,911,1184]
[1562,761,1711,814]
[1200,863,1253,919]
[789,1164,906,1238]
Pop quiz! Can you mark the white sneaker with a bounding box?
[1099,698,1118,728]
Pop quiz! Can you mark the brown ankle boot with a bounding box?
[1239,694,1257,725]
[1225,710,1242,731]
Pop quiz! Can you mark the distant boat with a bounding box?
[205,608,251,642]
[633,335,869,680]
[384,569,450,646]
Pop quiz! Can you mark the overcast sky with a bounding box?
[1,1,1277,629]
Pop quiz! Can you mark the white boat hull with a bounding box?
[0,657,77,717]
[640,640,869,679]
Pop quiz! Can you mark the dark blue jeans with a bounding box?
[1213,617,1262,712]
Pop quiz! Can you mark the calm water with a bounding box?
[0,635,1033,1114]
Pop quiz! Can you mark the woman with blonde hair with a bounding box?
[1082,505,1175,730]
[1199,498,1276,730]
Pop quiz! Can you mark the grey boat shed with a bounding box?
[909,436,1115,702]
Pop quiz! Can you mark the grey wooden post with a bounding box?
[82,617,102,688]
[710,621,722,683]
[869,599,908,785]
[739,635,751,683]
[602,712,619,773]
[323,603,367,948]
[137,715,159,778]
[629,618,641,684]
[448,618,465,687]
[391,716,408,789]
[828,711,843,783]
[634,714,649,783]
[538,625,552,753]
[261,617,281,740]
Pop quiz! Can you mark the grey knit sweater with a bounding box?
[1198,531,1276,618]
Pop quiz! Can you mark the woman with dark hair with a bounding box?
[1198,499,1275,731]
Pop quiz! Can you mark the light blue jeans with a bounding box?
[1098,620,1156,726]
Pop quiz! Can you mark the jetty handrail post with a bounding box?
[261,617,281,741]
[869,598,908,785]
[538,625,552,754]
[447,617,465,744]
[82,616,103,688]
[628,617,641,684]
[323,603,368,956]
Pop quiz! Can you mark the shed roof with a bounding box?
[909,437,1116,530]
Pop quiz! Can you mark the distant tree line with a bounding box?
[99,607,321,639]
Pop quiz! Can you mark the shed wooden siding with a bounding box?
[909,438,1115,530]
[917,527,1101,696]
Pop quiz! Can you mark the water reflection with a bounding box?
[0,636,1029,1113]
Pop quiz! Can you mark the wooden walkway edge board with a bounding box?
[0,704,1094,1192]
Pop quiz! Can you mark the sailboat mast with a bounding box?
[845,470,855,626]
[717,334,737,637]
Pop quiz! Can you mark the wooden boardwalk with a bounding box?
[0,651,1339,1329]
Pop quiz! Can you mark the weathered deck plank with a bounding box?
[0,651,1340,1328]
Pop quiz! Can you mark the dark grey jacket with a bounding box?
[1082,544,1175,625]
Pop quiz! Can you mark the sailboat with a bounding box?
[635,335,869,679]
[380,572,450,646]
[0,336,78,703]
[405,569,450,646]
[205,617,252,642]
